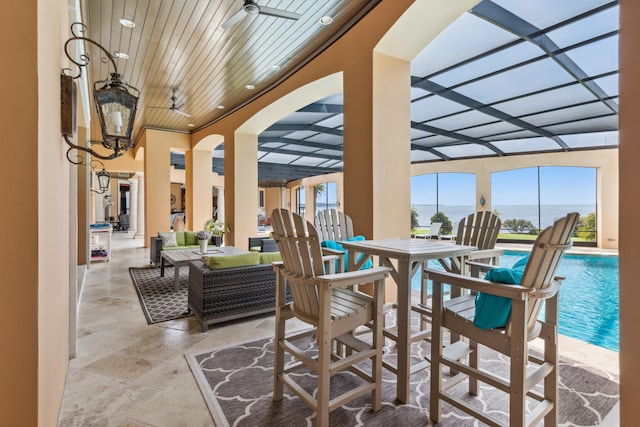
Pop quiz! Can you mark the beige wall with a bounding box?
[2,1,41,424]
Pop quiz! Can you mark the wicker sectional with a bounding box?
[188,260,289,332]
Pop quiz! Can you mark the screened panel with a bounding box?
[562,131,618,148]
[547,6,619,49]
[564,35,618,77]
[411,96,467,122]
[315,115,344,128]
[432,43,541,88]
[523,102,616,127]
[492,84,597,117]
[492,0,613,29]
[411,13,518,77]
[457,121,523,138]
[491,137,563,153]
[456,58,575,104]
[491,167,539,228]
[427,110,496,131]
[434,144,498,159]
[411,174,437,227]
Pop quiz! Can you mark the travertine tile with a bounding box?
[59,233,620,426]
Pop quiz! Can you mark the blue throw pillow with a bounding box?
[321,236,373,271]
[473,256,528,330]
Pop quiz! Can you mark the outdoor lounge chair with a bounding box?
[414,222,442,239]
[271,209,390,427]
[427,212,579,426]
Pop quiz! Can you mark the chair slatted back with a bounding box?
[272,208,326,324]
[315,209,354,242]
[456,211,501,249]
[513,212,579,335]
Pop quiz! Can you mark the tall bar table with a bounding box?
[340,238,475,403]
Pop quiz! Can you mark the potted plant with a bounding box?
[204,219,225,246]
[196,230,210,253]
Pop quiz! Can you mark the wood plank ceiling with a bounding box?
[79,1,619,183]
[81,0,378,143]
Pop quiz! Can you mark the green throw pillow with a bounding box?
[185,231,198,246]
[174,231,186,246]
[208,252,260,269]
[158,232,178,248]
[259,252,282,264]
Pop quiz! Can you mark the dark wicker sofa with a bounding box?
[188,260,290,332]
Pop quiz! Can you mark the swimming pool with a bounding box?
[412,251,619,352]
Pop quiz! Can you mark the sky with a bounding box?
[411,166,596,206]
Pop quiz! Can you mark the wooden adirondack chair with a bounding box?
[427,212,579,427]
[271,209,391,427]
[417,211,503,331]
[315,208,355,272]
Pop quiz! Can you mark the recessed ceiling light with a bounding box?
[113,51,129,59]
[245,84,255,90]
[319,16,333,25]
[216,105,225,109]
[119,18,135,28]
[187,123,195,127]
[270,65,280,71]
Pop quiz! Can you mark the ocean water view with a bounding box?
[412,204,596,229]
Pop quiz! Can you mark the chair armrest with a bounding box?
[321,247,346,273]
[320,247,345,256]
[426,268,532,301]
[317,266,391,288]
[467,248,503,261]
[466,260,498,277]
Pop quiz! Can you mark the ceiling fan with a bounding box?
[222,0,302,29]
[148,93,192,117]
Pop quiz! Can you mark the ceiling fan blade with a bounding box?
[258,6,301,21]
[222,9,247,29]
[173,109,192,118]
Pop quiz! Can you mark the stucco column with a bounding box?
[188,148,213,230]
[224,132,258,248]
[142,129,190,244]
[343,51,411,240]
[304,185,315,222]
[127,175,138,235]
[476,167,491,212]
[135,172,145,239]
[216,187,225,223]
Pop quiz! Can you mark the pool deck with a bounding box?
[497,242,618,256]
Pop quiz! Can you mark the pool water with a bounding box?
[413,251,619,352]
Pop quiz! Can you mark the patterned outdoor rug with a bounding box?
[186,334,619,426]
[129,266,193,324]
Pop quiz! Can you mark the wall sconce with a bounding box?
[479,195,486,207]
[61,22,140,165]
[90,160,111,194]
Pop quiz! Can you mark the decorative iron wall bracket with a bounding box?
[61,22,139,165]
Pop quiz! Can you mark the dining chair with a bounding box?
[270,208,390,427]
[427,212,579,426]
